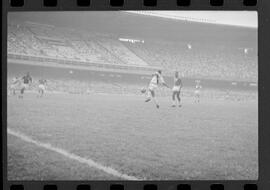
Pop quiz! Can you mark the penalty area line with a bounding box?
[7,128,139,180]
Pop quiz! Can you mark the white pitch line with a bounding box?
[8,128,139,180]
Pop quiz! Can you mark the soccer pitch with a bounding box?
[7,93,258,180]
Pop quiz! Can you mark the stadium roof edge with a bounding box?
[124,11,257,30]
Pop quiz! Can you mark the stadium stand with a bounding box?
[70,40,101,62]
[98,38,148,66]
[125,41,257,82]
[8,22,257,82]
[8,23,130,65]
[83,40,123,64]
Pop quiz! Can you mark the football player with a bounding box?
[37,79,47,98]
[19,72,32,99]
[145,70,170,108]
[172,71,183,107]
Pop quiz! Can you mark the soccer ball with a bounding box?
[141,87,147,94]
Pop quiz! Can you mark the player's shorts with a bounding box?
[22,83,29,89]
[195,90,200,95]
[172,86,181,92]
[10,83,20,90]
[38,84,45,91]
[148,83,157,91]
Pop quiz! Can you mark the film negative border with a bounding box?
[7,0,258,10]
[5,181,261,190]
[2,0,270,190]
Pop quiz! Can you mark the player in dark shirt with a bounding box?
[172,71,183,107]
[19,72,32,98]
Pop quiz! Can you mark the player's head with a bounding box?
[158,70,162,75]
[175,71,179,78]
[26,72,30,76]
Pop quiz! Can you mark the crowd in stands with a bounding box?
[8,22,257,82]
[126,41,257,82]
[98,39,148,66]
[8,23,119,63]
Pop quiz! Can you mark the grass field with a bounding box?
[7,92,258,180]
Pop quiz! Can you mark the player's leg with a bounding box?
[20,83,28,98]
[9,84,15,96]
[172,91,177,107]
[38,85,43,97]
[177,91,181,107]
[145,85,154,102]
[10,85,16,95]
[151,90,159,108]
[195,92,200,103]
[194,91,198,103]
[145,89,152,102]
[40,86,45,97]
[37,87,41,98]
[19,87,25,99]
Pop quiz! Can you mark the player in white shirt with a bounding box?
[9,76,21,96]
[145,70,169,108]
[172,71,183,107]
[37,79,47,98]
[194,80,202,103]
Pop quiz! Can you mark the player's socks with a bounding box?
[172,100,176,107]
